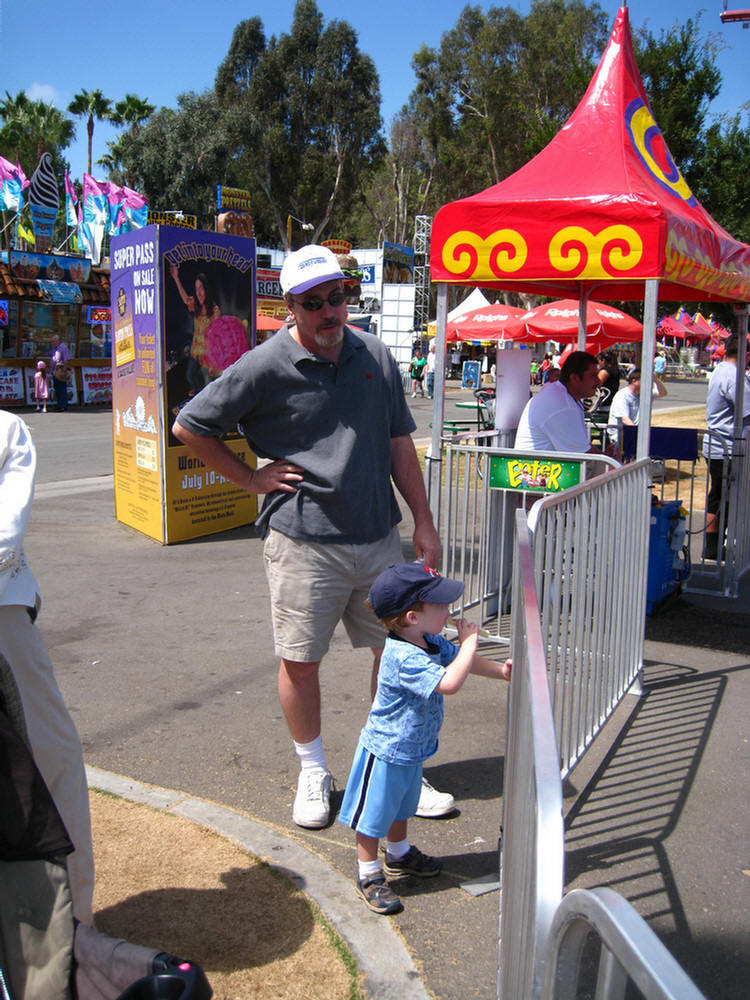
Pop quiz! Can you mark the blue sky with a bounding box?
[2,0,748,182]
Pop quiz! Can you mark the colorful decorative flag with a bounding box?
[18,221,36,245]
[105,182,126,235]
[121,185,148,232]
[16,161,30,190]
[64,171,79,227]
[80,175,109,263]
[82,174,109,226]
[0,156,26,213]
[77,219,105,265]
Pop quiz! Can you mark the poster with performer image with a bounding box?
[111,226,164,541]
[111,225,258,543]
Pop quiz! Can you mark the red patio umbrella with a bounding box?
[445,302,526,342]
[256,312,285,330]
[518,299,642,343]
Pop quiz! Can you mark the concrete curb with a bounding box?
[86,766,430,1000]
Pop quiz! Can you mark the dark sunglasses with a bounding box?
[292,289,347,312]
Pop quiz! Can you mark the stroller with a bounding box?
[0,654,211,1000]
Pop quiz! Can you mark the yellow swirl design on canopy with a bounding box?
[549,225,643,277]
[442,229,527,279]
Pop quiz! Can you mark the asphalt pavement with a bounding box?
[18,383,750,999]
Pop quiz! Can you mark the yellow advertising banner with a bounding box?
[164,439,256,542]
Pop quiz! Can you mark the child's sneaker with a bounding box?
[383,845,442,878]
[357,873,403,915]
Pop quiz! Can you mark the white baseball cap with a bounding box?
[280,245,344,296]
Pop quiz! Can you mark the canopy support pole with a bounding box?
[426,283,448,524]
[577,287,592,349]
[731,305,748,448]
[637,279,659,461]
[725,303,749,593]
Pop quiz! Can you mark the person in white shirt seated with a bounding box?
[515,351,615,456]
[607,368,667,445]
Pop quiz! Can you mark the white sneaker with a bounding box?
[416,777,455,818]
[293,767,332,828]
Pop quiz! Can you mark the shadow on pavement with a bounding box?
[563,660,750,998]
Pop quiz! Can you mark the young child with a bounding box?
[338,563,512,915]
[34,360,49,412]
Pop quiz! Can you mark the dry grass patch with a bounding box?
[651,406,705,431]
[90,791,362,1000]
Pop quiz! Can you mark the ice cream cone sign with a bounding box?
[29,153,59,252]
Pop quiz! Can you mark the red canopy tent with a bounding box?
[429,6,750,303]
[657,313,706,341]
[427,5,750,465]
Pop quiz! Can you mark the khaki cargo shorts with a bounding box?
[263,526,403,662]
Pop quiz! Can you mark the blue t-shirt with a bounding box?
[360,632,458,765]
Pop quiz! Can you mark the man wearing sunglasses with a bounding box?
[173,245,447,829]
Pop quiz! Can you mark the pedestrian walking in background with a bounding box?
[409,347,426,397]
[34,360,49,412]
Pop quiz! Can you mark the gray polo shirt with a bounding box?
[703,360,750,460]
[176,325,416,543]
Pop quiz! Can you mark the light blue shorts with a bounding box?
[338,741,422,838]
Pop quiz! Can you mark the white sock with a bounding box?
[294,735,327,771]
[358,859,382,881]
[386,837,410,860]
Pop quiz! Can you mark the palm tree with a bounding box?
[0,90,75,173]
[24,103,75,163]
[109,94,154,187]
[97,139,126,186]
[111,93,154,133]
[68,89,113,174]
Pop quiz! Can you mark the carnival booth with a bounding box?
[428,4,750,481]
[110,225,257,543]
[0,252,111,407]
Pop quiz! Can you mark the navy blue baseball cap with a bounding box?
[368,563,464,619]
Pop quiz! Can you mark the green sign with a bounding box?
[489,454,582,493]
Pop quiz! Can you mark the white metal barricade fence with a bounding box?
[499,507,564,1000]
[541,889,707,1000]
[732,428,750,582]
[527,459,651,778]
[440,432,618,646]
[499,508,707,1000]
[682,427,750,597]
